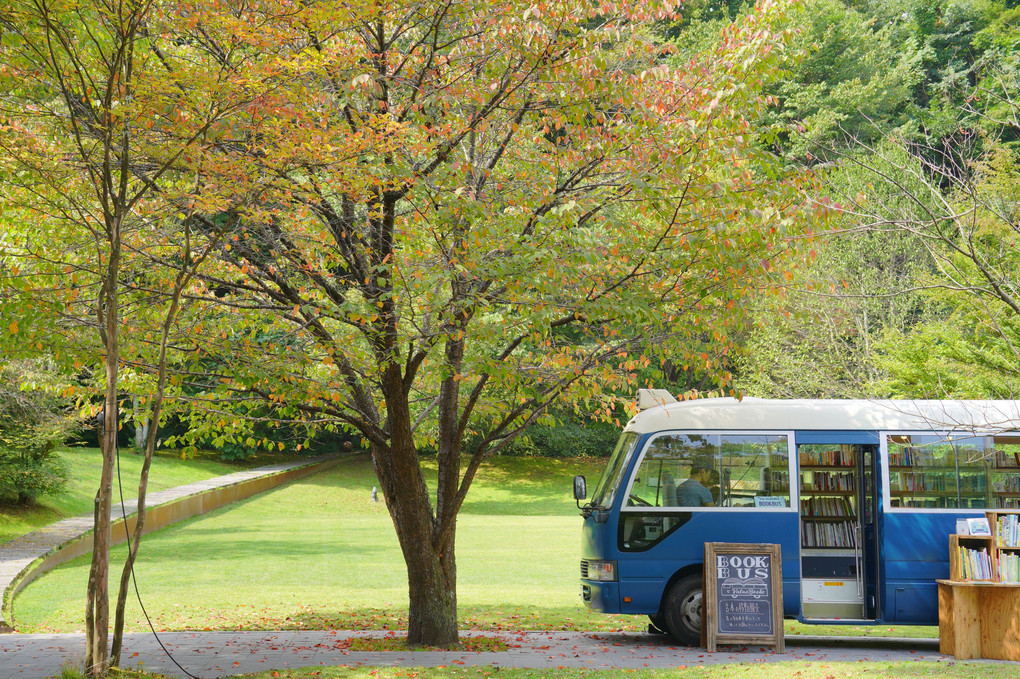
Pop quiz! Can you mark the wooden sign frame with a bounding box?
[703,542,784,653]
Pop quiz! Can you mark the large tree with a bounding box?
[152,0,811,647]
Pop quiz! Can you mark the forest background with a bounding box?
[4,0,1019,463]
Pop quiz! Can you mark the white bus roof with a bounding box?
[623,398,1020,436]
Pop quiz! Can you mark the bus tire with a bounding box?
[663,574,702,646]
[648,613,667,634]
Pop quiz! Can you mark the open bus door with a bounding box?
[797,442,880,622]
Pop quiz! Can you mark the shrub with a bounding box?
[0,425,69,503]
[0,361,79,504]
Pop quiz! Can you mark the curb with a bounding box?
[0,453,342,632]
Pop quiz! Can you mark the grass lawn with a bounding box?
[0,447,288,543]
[15,454,614,634]
[15,454,936,640]
[91,662,1017,679]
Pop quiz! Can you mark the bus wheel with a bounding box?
[648,613,667,634]
[663,574,702,646]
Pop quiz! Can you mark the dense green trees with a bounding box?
[0,361,77,504]
[720,0,1020,399]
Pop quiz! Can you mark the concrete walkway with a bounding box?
[0,630,993,678]
[1,454,340,632]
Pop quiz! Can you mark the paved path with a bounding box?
[0,630,993,678]
[1,455,339,631]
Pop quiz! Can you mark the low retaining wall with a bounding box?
[1,454,341,632]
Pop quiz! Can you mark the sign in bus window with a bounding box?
[626,433,790,509]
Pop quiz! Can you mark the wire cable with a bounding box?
[115,436,201,679]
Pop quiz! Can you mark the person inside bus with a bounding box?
[678,464,717,507]
[707,468,721,505]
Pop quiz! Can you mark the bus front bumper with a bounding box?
[580,580,620,614]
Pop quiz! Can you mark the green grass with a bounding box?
[12,454,939,640]
[88,663,1020,679]
[13,454,617,633]
[0,447,292,543]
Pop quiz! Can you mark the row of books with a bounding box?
[999,552,1020,583]
[800,496,856,517]
[889,452,1020,470]
[893,472,947,492]
[888,447,946,467]
[958,545,993,581]
[995,449,1020,468]
[895,497,990,509]
[799,449,855,467]
[764,470,790,492]
[887,448,990,468]
[998,513,1020,548]
[993,477,1020,493]
[892,473,988,493]
[802,521,857,548]
[801,471,856,492]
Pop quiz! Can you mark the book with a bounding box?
[967,517,991,536]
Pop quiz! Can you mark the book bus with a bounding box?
[572,393,1020,646]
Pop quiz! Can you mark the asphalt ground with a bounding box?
[2,630,1005,679]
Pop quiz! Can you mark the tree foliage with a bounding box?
[1,0,265,672]
[863,142,1020,398]
[2,0,813,650]
[729,0,1020,399]
[155,0,808,646]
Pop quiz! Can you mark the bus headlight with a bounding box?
[583,559,617,582]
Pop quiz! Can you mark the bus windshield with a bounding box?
[589,431,640,509]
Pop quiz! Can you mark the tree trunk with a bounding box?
[370,375,460,647]
[86,212,121,678]
[109,429,153,664]
[85,397,116,677]
[405,530,457,647]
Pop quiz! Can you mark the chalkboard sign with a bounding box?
[703,542,784,653]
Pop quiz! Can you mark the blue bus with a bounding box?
[573,392,1020,644]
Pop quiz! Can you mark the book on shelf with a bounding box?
[957,544,993,581]
[801,520,856,548]
[1000,552,1020,583]
[948,511,1020,584]
[998,514,1020,548]
[800,496,854,517]
[994,448,1020,468]
[967,517,991,536]
[798,448,855,466]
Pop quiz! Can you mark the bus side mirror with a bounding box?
[573,475,587,502]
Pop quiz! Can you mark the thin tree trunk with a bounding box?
[110,275,188,664]
[86,292,119,677]
[84,488,100,671]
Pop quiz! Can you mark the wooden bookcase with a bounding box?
[938,510,1020,661]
